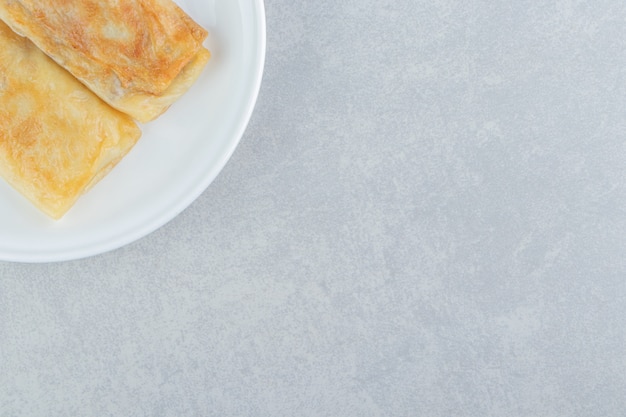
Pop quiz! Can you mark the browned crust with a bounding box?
[0,0,209,120]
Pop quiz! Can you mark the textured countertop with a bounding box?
[2,1,626,415]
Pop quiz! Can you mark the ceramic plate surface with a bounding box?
[0,0,266,263]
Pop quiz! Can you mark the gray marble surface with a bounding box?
[2,0,626,415]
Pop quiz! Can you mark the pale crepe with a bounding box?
[0,20,141,219]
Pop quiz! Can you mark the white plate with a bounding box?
[0,0,266,263]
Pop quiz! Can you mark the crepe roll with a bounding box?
[0,20,141,219]
[0,0,210,122]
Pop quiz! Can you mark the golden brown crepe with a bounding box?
[0,20,141,219]
[0,0,210,122]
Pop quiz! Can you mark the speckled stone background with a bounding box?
[2,0,626,415]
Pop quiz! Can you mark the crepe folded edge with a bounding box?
[0,130,141,219]
[111,47,211,123]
